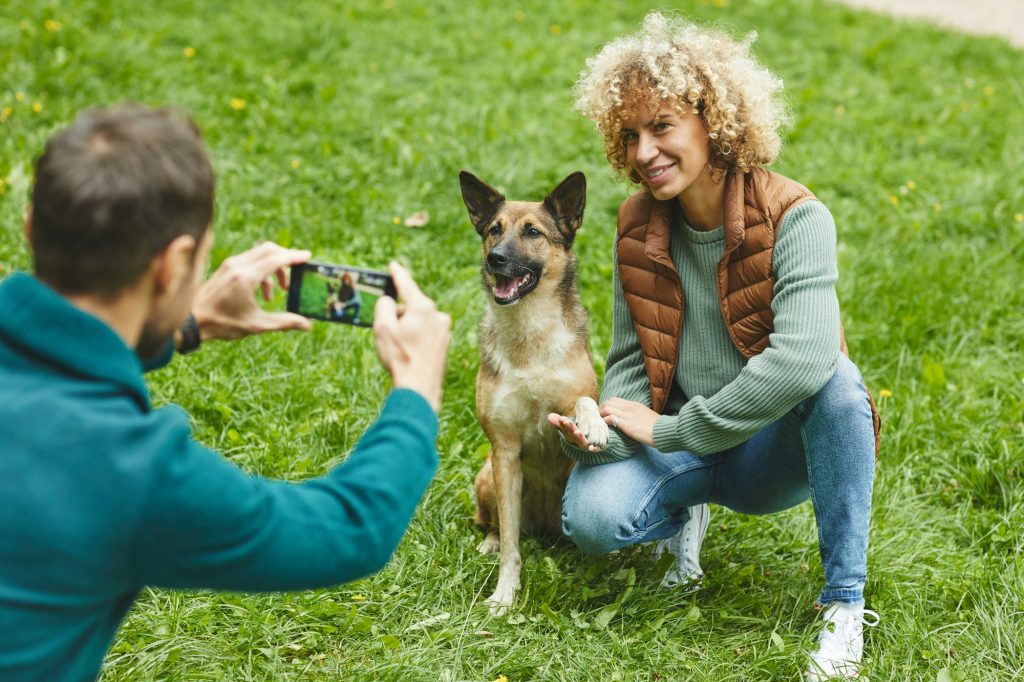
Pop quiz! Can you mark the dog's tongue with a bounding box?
[495,274,527,299]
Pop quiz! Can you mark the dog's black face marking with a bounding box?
[483,221,544,305]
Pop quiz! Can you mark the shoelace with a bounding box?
[817,607,880,658]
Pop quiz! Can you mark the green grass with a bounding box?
[2,0,1023,679]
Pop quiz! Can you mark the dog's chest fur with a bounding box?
[478,297,586,450]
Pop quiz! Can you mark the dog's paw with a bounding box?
[477,533,500,555]
[573,396,609,450]
[485,588,516,616]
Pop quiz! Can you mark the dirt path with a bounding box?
[834,0,1024,48]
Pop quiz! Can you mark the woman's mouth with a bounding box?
[647,163,675,184]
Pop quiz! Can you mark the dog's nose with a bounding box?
[487,251,508,268]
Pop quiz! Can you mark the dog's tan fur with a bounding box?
[460,171,607,614]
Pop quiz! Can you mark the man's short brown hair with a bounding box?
[30,103,215,297]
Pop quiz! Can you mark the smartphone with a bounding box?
[287,261,397,327]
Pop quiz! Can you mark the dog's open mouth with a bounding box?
[493,270,538,305]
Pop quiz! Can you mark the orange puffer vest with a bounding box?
[616,168,880,454]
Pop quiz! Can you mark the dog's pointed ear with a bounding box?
[460,171,505,235]
[544,171,586,241]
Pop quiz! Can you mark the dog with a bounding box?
[459,170,608,615]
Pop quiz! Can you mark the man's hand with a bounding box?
[372,262,452,413]
[189,242,313,343]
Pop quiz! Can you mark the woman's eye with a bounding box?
[525,225,541,237]
[489,224,501,236]
[655,122,672,132]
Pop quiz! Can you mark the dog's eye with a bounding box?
[524,225,541,238]
[488,224,501,236]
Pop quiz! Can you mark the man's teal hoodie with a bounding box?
[0,273,439,681]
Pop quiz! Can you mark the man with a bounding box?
[0,103,452,680]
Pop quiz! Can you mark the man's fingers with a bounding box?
[388,261,428,306]
[256,311,312,333]
[248,246,311,280]
[261,278,273,301]
[374,293,398,328]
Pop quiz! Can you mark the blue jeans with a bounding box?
[562,355,876,605]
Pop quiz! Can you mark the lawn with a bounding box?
[1,0,1023,679]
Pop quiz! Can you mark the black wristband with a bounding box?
[178,313,201,354]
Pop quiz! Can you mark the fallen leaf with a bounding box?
[404,210,429,228]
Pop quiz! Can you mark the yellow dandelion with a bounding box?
[983,85,994,96]
[0,106,11,122]
[549,24,561,36]
[44,19,63,32]
[933,203,943,214]
[229,98,247,110]
[960,101,969,111]
[391,216,401,225]
[888,195,899,205]
[513,10,526,22]
[183,46,196,58]
[351,594,366,602]
[834,105,845,115]
[15,92,25,102]
[1015,213,1023,223]
[32,102,42,113]
[906,180,916,190]
[493,676,509,682]
[713,0,728,6]
[879,389,892,399]
[290,159,300,169]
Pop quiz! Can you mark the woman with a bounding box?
[548,13,880,680]
[334,272,362,324]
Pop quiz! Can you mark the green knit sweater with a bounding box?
[563,200,841,464]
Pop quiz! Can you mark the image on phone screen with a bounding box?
[287,261,396,327]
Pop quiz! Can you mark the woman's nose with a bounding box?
[635,133,657,165]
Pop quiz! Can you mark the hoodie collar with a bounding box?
[0,273,151,410]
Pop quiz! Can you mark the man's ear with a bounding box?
[544,171,586,240]
[152,234,198,296]
[459,171,505,235]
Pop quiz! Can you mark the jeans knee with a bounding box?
[562,492,632,556]
[808,356,871,420]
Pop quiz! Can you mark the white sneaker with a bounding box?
[806,601,880,680]
[652,503,709,589]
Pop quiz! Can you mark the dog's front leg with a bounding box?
[487,443,523,616]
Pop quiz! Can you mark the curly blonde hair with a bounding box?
[574,12,787,181]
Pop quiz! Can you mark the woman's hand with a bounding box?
[546,413,605,453]
[599,397,659,446]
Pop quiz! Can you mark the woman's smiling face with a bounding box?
[620,98,713,202]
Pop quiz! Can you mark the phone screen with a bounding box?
[287,261,396,327]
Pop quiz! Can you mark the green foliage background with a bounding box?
[1,0,1023,679]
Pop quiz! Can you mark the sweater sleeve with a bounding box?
[131,388,438,591]
[652,201,841,455]
[560,247,647,465]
